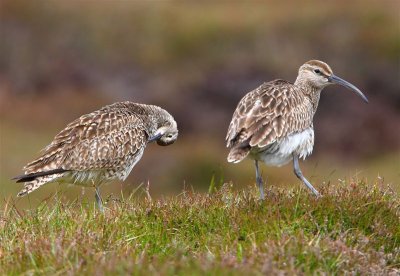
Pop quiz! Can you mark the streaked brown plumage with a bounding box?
[226,60,368,199]
[14,101,178,209]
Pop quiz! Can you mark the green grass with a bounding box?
[1,181,399,275]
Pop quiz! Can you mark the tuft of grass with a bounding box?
[0,180,399,275]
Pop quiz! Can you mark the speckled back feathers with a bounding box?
[15,102,178,196]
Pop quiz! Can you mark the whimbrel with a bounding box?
[226,60,368,199]
[14,102,178,210]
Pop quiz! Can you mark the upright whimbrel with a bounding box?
[14,102,178,211]
[226,60,368,199]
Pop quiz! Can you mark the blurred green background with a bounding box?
[1,0,399,208]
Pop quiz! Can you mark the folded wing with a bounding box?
[226,80,307,163]
[22,103,148,176]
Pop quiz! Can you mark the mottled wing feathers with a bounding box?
[226,80,308,162]
[23,102,148,175]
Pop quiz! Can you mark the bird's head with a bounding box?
[148,114,178,146]
[296,60,368,103]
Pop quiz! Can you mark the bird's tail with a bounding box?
[14,170,66,197]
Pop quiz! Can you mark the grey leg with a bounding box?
[95,187,104,212]
[255,160,265,200]
[292,154,320,197]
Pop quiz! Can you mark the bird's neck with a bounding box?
[294,79,323,114]
[141,105,173,137]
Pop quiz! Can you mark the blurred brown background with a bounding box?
[1,0,399,208]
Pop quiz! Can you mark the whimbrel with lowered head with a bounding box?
[14,102,178,211]
[226,60,368,199]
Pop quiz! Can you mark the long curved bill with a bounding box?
[328,75,368,103]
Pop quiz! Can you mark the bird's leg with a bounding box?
[254,160,265,200]
[92,181,104,213]
[292,154,320,197]
[95,187,104,212]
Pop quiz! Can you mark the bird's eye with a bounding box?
[314,69,322,75]
[166,134,173,138]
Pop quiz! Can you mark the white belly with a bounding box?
[251,128,314,167]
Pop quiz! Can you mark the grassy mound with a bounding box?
[1,181,399,275]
